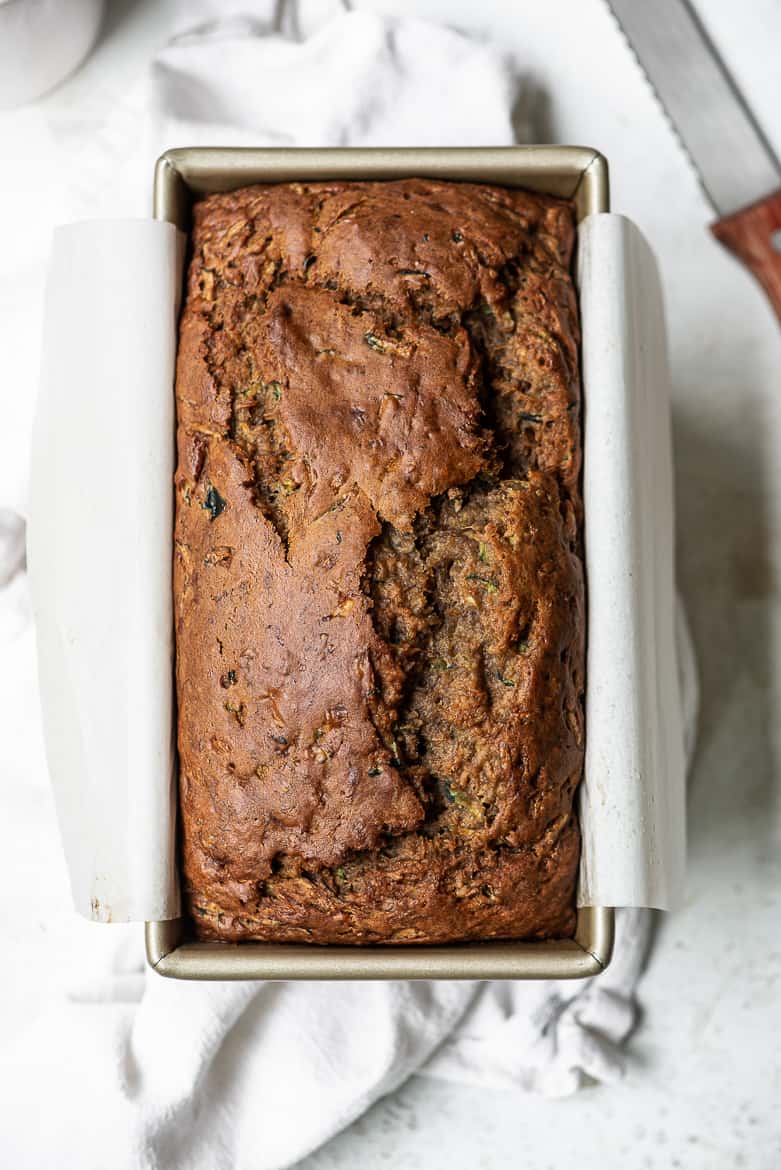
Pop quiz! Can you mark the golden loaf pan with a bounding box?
[146,145,615,981]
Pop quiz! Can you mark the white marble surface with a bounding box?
[0,1,780,1166]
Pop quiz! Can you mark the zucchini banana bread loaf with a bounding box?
[174,178,585,944]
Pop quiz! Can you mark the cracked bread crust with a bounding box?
[174,178,584,944]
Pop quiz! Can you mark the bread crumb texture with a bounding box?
[174,179,585,944]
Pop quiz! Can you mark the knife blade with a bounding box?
[607,0,781,322]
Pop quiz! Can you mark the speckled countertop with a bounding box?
[1,1,779,1166]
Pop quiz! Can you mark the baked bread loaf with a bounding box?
[174,178,584,944]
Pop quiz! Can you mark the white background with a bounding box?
[1,0,780,1167]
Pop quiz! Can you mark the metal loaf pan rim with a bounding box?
[148,145,614,981]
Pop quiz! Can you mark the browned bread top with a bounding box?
[174,179,584,944]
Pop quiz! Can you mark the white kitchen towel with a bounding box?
[0,4,697,1169]
[61,3,520,227]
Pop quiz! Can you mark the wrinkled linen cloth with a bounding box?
[0,4,697,1168]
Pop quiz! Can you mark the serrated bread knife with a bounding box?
[607,0,781,322]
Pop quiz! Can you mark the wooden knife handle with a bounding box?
[712,188,781,324]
